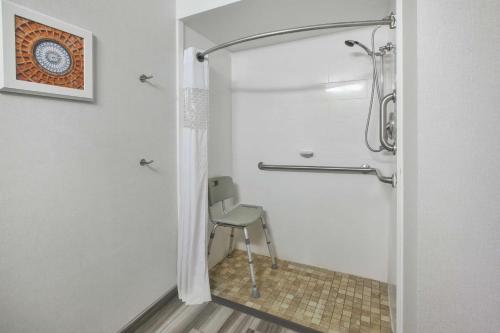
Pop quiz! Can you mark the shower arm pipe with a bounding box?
[196,14,396,62]
[258,162,395,187]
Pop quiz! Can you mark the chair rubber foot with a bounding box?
[272,263,278,269]
[251,287,261,298]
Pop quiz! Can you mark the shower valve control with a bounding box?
[379,42,395,54]
[386,120,396,139]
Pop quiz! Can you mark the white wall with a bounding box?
[231,28,396,282]
[413,1,500,332]
[183,26,233,268]
[177,0,240,19]
[385,1,399,329]
[0,0,177,332]
[396,0,418,332]
[181,0,393,49]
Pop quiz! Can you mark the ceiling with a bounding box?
[183,0,394,52]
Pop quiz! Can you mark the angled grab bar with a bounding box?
[258,162,395,187]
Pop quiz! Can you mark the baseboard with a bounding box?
[117,287,322,333]
[118,287,179,333]
[212,295,322,333]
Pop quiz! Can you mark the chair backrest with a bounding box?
[208,176,234,206]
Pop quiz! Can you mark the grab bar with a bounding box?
[258,162,395,187]
[380,91,396,152]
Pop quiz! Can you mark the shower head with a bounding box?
[344,40,355,47]
[344,40,373,56]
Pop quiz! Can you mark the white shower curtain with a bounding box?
[177,47,212,304]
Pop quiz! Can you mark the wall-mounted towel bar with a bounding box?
[258,162,395,187]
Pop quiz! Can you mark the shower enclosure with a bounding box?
[177,1,401,332]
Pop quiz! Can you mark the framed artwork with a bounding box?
[0,1,93,101]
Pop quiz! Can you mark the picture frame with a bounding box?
[0,0,93,101]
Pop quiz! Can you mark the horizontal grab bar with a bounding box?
[258,162,395,187]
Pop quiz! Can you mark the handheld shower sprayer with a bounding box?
[344,29,395,153]
[344,40,374,56]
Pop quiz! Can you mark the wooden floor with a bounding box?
[133,296,298,333]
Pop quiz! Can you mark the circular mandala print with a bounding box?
[15,15,84,89]
[34,40,73,75]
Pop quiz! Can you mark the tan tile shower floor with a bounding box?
[210,250,392,333]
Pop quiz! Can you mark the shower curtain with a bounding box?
[178,47,211,304]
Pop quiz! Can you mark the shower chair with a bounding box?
[207,176,278,298]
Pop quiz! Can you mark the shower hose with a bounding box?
[365,26,385,153]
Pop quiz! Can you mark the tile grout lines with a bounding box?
[210,250,392,333]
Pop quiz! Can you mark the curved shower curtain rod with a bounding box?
[196,13,396,62]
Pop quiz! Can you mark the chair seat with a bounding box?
[212,204,263,226]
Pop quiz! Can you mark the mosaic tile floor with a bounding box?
[210,250,392,333]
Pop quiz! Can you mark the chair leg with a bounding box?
[207,224,218,256]
[227,227,235,258]
[243,227,260,298]
[261,216,278,269]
